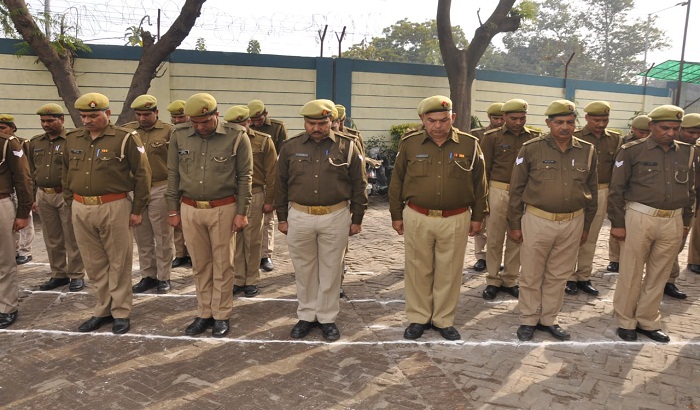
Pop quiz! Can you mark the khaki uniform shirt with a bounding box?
[0,132,32,218]
[274,131,368,224]
[480,125,540,183]
[62,124,152,214]
[28,129,67,189]
[574,126,622,184]
[508,134,599,231]
[166,121,253,215]
[608,137,695,228]
[388,127,488,222]
[251,117,287,154]
[247,128,277,205]
[622,131,640,144]
[123,119,173,183]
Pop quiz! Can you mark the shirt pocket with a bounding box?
[178,150,194,173]
[635,162,660,184]
[289,155,312,175]
[32,148,48,168]
[534,162,558,180]
[148,140,168,156]
[94,149,120,170]
[211,150,233,172]
[68,150,86,170]
[407,157,431,177]
[674,163,690,184]
[448,158,472,178]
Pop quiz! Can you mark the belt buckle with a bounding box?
[428,209,443,218]
[656,209,673,218]
[554,213,569,222]
[195,200,212,209]
[309,206,328,215]
[83,196,100,205]
[44,188,55,194]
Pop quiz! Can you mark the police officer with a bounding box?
[64,93,152,335]
[389,95,487,341]
[609,105,694,343]
[334,104,362,139]
[509,100,598,342]
[167,93,253,338]
[225,106,277,298]
[275,99,367,342]
[28,104,85,292]
[0,118,32,328]
[166,100,191,268]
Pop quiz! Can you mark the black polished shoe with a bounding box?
[517,325,536,341]
[339,287,346,298]
[0,311,18,329]
[260,257,274,272]
[185,317,215,335]
[577,280,599,296]
[473,259,487,272]
[636,327,670,343]
[403,323,430,339]
[171,256,191,268]
[243,285,258,297]
[536,323,571,341]
[664,283,687,299]
[500,285,519,298]
[112,318,130,334]
[290,320,317,339]
[482,285,500,300]
[607,262,619,272]
[689,264,700,274]
[617,328,637,341]
[565,281,578,295]
[157,280,171,293]
[212,320,230,338]
[132,277,159,293]
[39,277,70,291]
[78,316,113,332]
[432,324,461,340]
[320,323,340,341]
[233,285,244,295]
[15,255,32,265]
[68,278,84,292]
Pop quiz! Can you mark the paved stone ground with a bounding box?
[1,195,699,409]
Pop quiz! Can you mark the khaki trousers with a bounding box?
[485,185,520,287]
[519,210,583,326]
[134,184,174,280]
[287,206,349,323]
[687,212,700,265]
[181,202,235,320]
[12,195,33,257]
[473,215,487,260]
[72,198,133,319]
[0,197,18,314]
[234,191,265,286]
[403,206,469,328]
[261,211,275,258]
[670,214,694,282]
[613,209,682,330]
[572,188,608,281]
[608,235,620,263]
[173,226,188,258]
[36,190,84,279]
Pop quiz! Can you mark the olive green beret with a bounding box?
[648,105,684,122]
[185,93,217,117]
[0,114,14,123]
[248,99,266,117]
[584,101,611,116]
[486,103,504,116]
[418,95,452,115]
[75,93,109,111]
[166,100,186,115]
[502,98,528,113]
[544,99,577,117]
[336,104,347,120]
[300,99,335,119]
[36,103,64,115]
[631,115,651,131]
[131,94,158,111]
[224,105,250,123]
[682,113,700,128]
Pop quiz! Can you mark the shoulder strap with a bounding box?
[689,146,695,169]
[0,137,9,166]
[346,137,354,166]
[587,143,595,171]
[119,131,137,162]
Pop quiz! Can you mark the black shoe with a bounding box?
[78,316,113,332]
[157,280,171,293]
[577,280,599,296]
[15,255,32,265]
[260,257,274,272]
[536,323,571,341]
[290,320,317,339]
[0,311,18,329]
[320,323,340,341]
[473,259,486,272]
[185,317,215,335]
[664,283,687,299]
[499,285,519,298]
[607,262,619,272]
[565,281,578,295]
[132,277,159,293]
[482,285,500,300]
[233,285,244,295]
[517,325,536,341]
[112,318,130,334]
[339,287,346,297]
[689,264,700,274]
[243,285,258,297]
[39,277,70,291]
[617,328,637,341]
[403,323,430,339]
[171,256,191,268]
[636,327,670,343]
[69,278,84,292]
[212,320,230,338]
[432,324,461,340]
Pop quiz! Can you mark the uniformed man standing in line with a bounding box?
[609,105,694,343]
[125,95,175,294]
[389,96,487,341]
[566,101,621,296]
[0,120,32,328]
[64,93,152,335]
[167,93,253,338]
[275,99,367,342]
[249,99,288,273]
[509,100,598,342]
[28,104,85,292]
[225,106,277,298]
[166,100,191,268]
[480,99,539,300]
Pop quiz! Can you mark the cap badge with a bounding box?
[89,101,96,108]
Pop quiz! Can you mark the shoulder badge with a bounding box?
[621,138,646,150]
[483,128,500,136]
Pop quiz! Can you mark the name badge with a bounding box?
[415,154,430,158]
[543,160,556,164]
[33,148,45,153]
[641,161,657,166]
[70,149,83,154]
[178,150,190,155]
[294,153,310,157]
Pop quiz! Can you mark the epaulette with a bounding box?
[30,133,45,141]
[522,135,547,146]
[223,122,246,133]
[121,121,139,129]
[483,128,499,135]
[400,129,425,141]
[675,140,692,148]
[287,131,305,141]
[524,126,542,135]
[334,131,355,142]
[66,128,84,136]
[606,129,622,136]
[620,138,646,150]
[574,137,594,148]
[252,129,272,140]
[470,127,485,133]
[172,122,194,133]
[270,118,285,126]
[454,128,479,142]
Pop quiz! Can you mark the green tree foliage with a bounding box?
[247,39,261,54]
[124,25,143,46]
[195,37,207,51]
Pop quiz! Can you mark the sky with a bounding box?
[21,0,700,70]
